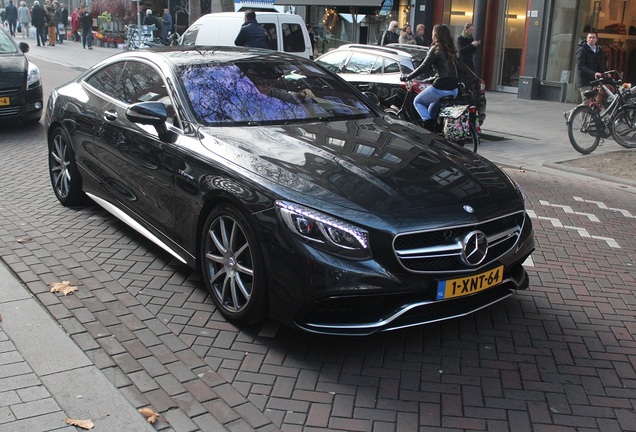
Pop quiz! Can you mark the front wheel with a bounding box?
[611,105,636,148]
[48,127,85,206]
[567,105,602,154]
[200,204,267,326]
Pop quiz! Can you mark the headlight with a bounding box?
[276,201,371,260]
[27,62,41,89]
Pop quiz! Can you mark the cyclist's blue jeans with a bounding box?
[413,86,458,121]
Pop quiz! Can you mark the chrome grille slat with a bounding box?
[393,211,525,273]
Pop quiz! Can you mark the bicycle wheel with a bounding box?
[468,119,479,153]
[611,105,636,148]
[567,105,602,154]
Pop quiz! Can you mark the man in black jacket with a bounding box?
[456,23,480,72]
[31,1,47,46]
[5,0,18,36]
[234,10,268,49]
[575,32,604,101]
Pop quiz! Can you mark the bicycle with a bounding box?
[124,24,157,50]
[566,70,636,154]
[384,79,481,152]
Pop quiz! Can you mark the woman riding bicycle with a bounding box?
[401,24,459,130]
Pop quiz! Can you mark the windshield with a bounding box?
[0,30,18,54]
[177,59,373,126]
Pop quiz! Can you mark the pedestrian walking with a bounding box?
[80,6,92,49]
[57,2,67,43]
[399,24,415,45]
[415,23,430,47]
[162,8,172,44]
[456,22,481,72]
[379,20,399,46]
[30,0,47,46]
[71,6,80,41]
[575,31,605,101]
[17,1,30,39]
[234,9,268,49]
[5,0,18,36]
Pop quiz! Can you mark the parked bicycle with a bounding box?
[383,79,481,152]
[566,70,636,154]
[124,24,158,50]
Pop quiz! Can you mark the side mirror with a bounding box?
[126,101,170,139]
[18,42,29,54]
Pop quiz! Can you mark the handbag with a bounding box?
[17,23,22,32]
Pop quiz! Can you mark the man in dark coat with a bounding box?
[575,32,604,100]
[234,9,269,49]
[456,23,481,72]
[30,1,47,46]
[80,6,93,49]
[5,0,18,36]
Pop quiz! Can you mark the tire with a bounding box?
[611,105,636,148]
[567,105,602,154]
[200,204,267,326]
[468,119,480,153]
[48,127,85,206]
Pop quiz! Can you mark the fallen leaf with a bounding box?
[49,281,78,296]
[16,237,33,244]
[139,407,160,423]
[65,418,94,429]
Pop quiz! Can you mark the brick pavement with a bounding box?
[0,42,635,431]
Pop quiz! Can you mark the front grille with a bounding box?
[0,87,20,96]
[393,211,526,273]
[0,106,22,117]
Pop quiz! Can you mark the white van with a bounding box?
[180,12,313,59]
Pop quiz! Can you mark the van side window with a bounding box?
[261,23,277,51]
[282,23,306,53]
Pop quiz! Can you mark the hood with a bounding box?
[0,55,27,90]
[198,116,520,214]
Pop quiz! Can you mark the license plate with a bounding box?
[0,97,9,107]
[436,265,504,300]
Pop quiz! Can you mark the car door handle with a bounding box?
[357,84,370,90]
[103,110,118,121]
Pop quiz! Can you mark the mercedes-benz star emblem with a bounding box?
[462,230,488,266]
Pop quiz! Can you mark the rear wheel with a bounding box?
[611,105,636,148]
[468,118,480,153]
[567,105,602,154]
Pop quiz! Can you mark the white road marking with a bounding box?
[573,196,635,218]
[538,200,600,222]
[527,210,621,248]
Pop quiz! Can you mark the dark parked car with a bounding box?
[315,43,487,125]
[0,27,43,123]
[45,46,533,335]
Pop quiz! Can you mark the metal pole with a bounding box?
[135,0,141,46]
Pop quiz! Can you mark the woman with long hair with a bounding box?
[403,24,459,128]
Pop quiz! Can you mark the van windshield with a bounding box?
[178,59,373,126]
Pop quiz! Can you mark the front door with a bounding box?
[495,0,528,93]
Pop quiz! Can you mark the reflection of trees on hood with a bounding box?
[179,64,304,125]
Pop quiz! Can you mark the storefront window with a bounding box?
[448,0,475,38]
[545,0,578,82]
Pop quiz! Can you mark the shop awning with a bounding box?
[274,0,384,6]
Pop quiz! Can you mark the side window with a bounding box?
[384,58,401,74]
[316,50,349,73]
[85,62,127,99]
[121,61,178,126]
[345,52,379,74]
[261,23,277,51]
[180,23,200,45]
[282,23,305,53]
